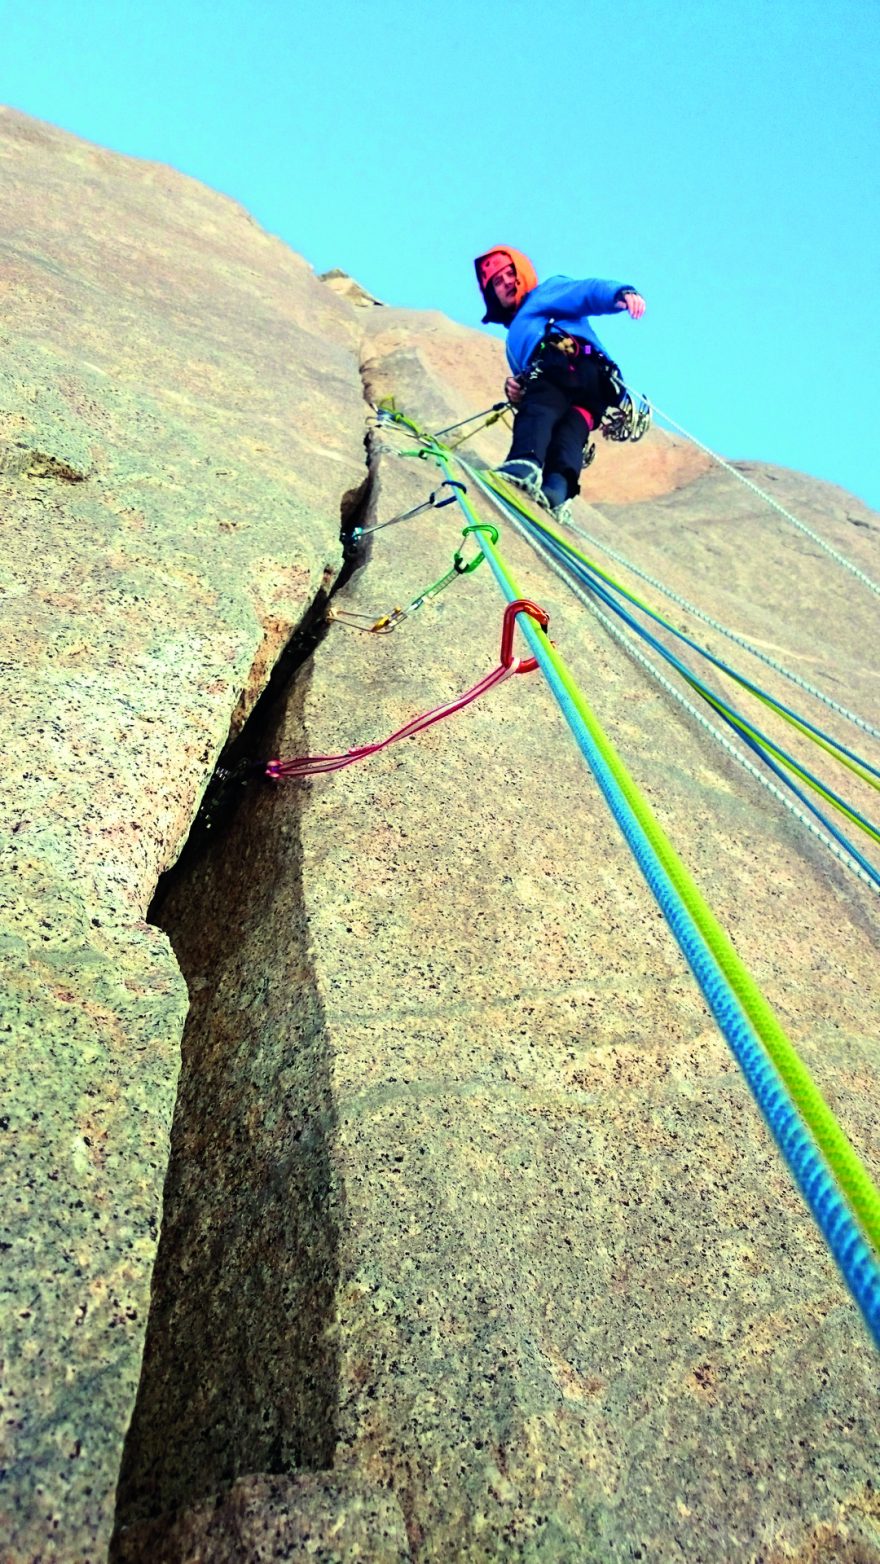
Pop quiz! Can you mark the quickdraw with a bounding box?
[265,597,549,779]
[349,479,466,541]
[329,523,498,633]
[432,402,512,446]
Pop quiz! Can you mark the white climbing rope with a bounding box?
[635,390,880,599]
[492,488,880,899]
[563,511,880,744]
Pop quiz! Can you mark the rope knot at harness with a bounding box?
[264,599,549,781]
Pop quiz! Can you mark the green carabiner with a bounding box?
[453,522,499,575]
[378,398,423,436]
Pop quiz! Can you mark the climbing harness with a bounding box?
[526,330,652,445]
[329,523,497,633]
[265,596,547,779]
[371,407,880,1346]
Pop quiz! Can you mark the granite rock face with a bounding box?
[112,1472,409,1562]
[320,268,386,309]
[1,119,879,1563]
[0,109,367,1559]
[120,308,879,1557]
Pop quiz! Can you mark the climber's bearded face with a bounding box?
[491,264,519,309]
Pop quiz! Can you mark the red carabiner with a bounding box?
[499,598,550,673]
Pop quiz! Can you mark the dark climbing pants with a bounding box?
[506,344,618,498]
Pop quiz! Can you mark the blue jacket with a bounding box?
[505,276,633,376]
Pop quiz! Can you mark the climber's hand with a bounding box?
[505,375,525,404]
[621,291,646,319]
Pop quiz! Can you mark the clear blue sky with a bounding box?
[5,0,879,507]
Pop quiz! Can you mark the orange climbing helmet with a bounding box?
[474,246,538,324]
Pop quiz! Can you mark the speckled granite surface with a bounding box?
[0,109,367,1559]
[122,341,880,1558]
[113,1473,409,1562]
[3,107,879,1563]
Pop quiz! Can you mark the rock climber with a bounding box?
[474,247,646,523]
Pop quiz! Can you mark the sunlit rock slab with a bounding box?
[0,107,368,1561]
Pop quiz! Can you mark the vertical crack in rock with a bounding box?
[112,473,373,1540]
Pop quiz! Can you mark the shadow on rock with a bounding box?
[113,668,341,1539]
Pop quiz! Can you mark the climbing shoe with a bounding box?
[495,458,543,497]
[540,472,568,510]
